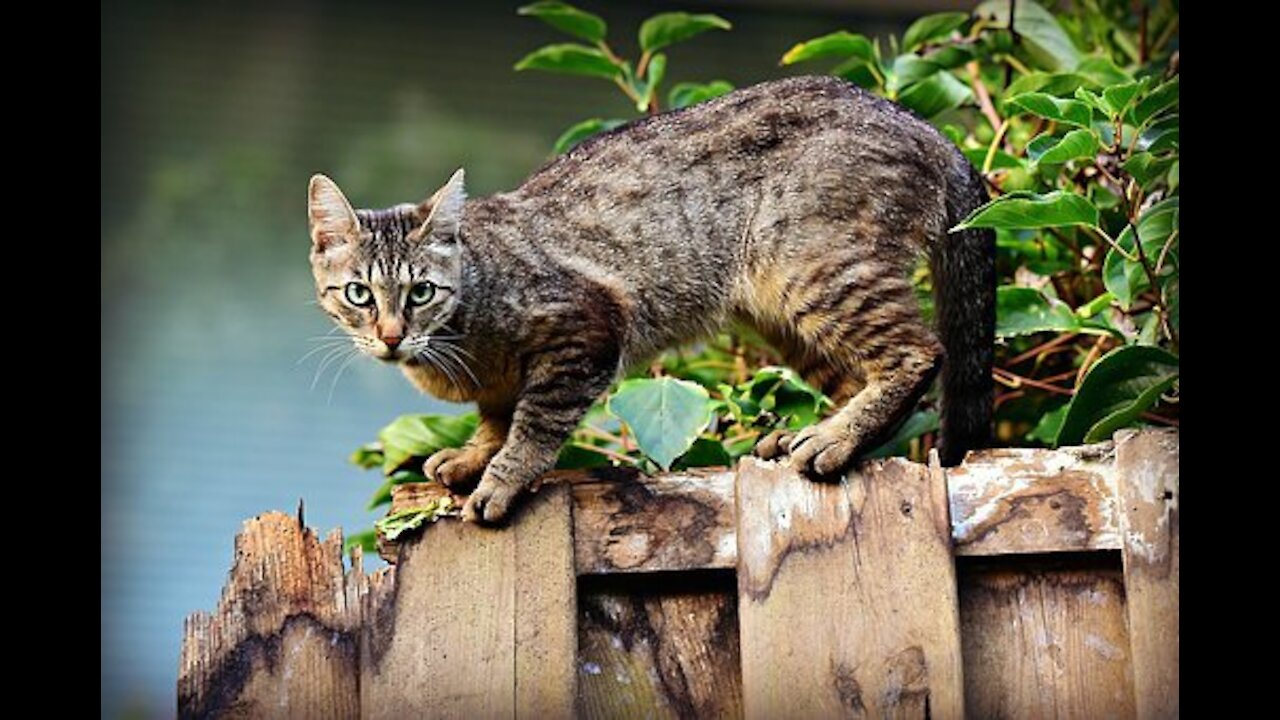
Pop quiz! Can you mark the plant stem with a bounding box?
[1075,334,1109,388]
[1006,331,1079,366]
[983,118,1011,175]
[569,441,639,466]
[993,367,1075,396]
[966,61,1003,133]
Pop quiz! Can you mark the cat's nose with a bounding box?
[381,335,402,351]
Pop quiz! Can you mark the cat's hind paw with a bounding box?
[462,476,524,525]
[423,447,491,490]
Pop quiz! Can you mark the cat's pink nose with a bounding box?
[381,335,402,350]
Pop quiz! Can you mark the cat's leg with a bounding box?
[423,405,511,491]
[786,287,942,476]
[464,345,619,524]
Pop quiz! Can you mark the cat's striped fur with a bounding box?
[308,75,994,523]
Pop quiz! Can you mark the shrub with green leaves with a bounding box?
[347,0,1178,550]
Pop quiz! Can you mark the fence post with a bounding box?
[1116,428,1179,720]
[735,456,965,719]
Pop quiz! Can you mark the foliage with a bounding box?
[348,0,1179,536]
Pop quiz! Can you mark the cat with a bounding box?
[308,75,994,524]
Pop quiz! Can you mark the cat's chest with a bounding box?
[400,355,520,405]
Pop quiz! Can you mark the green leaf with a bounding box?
[1025,403,1068,445]
[923,43,976,69]
[673,437,732,470]
[865,410,939,459]
[1102,197,1178,309]
[344,529,377,555]
[607,377,713,470]
[366,470,428,511]
[639,12,731,54]
[780,31,873,65]
[1004,92,1093,127]
[374,497,459,542]
[1101,79,1149,119]
[349,442,384,470]
[378,413,478,473]
[832,58,883,90]
[1055,346,1178,445]
[1121,152,1175,190]
[889,54,941,92]
[517,2,607,43]
[1141,115,1179,153]
[902,12,969,51]
[1029,128,1099,167]
[1131,77,1179,126]
[667,80,734,109]
[962,147,1023,170]
[954,191,1099,231]
[1075,57,1132,87]
[1167,160,1179,192]
[1076,291,1114,319]
[975,0,1081,71]
[553,117,626,155]
[514,43,625,80]
[897,70,972,118]
[996,286,1080,337]
[1004,72,1091,98]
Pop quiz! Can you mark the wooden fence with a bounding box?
[179,428,1178,719]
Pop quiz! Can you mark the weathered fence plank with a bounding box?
[1115,428,1179,720]
[735,457,965,719]
[578,574,743,719]
[947,443,1119,556]
[958,556,1135,718]
[178,512,364,719]
[362,485,576,718]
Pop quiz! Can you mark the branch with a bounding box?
[966,61,1003,133]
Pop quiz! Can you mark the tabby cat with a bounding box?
[308,75,994,524]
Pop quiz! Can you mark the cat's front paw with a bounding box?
[423,446,492,490]
[787,421,857,477]
[462,475,526,525]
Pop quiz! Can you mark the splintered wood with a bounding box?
[178,511,372,719]
[735,457,965,719]
[180,430,1179,719]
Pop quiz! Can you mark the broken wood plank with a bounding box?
[948,443,1120,556]
[178,512,364,719]
[735,456,965,719]
[958,555,1135,718]
[571,468,737,575]
[578,573,742,719]
[1115,428,1179,720]
[379,482,454,563]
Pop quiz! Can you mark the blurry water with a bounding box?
[101,0,916,715]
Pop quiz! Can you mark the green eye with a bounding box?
[345,282,373,307]
[408,282,436,306]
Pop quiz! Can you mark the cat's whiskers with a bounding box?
[327,348,363,404]
[310,345,356,390]
[297,337,357,365]
[415,344,463,392]
[430,338,481,388]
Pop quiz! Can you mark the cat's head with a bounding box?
[307,169,467,366]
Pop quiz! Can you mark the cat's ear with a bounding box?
[418,168,467,241]
[308,174,359,252]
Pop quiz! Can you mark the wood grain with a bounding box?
[1115,428,1179,720]
[948,443,1120,556]
[959,554,1136,718]
[571,468,736,575]
[577,573,742,719]
[178,512,364,719]
[735,456,965,719]
[514,484,578,718]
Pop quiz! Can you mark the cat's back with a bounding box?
[517,75,955,196]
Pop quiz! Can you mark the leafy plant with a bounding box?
[347,0,1179,545]
[515,2,735,153]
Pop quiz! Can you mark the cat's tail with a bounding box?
[932,159,996,466]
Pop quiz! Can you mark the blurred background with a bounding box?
[102,0,965,715]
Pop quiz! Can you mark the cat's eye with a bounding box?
[408,282,436,306]
[344,282,373,307]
